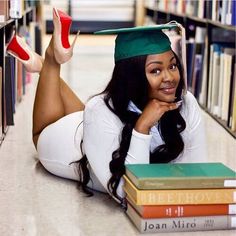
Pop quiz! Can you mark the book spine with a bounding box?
[141,204,236,218]
[140,215,236,233]
[124,185,236,205]
[126,205,236,233]
[10,0,22,19]
[139,189,236,205]
[129,175,236,190]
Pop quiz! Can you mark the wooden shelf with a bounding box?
[0,19,15,30]
[207,20,236,31]
[200,105,236,139]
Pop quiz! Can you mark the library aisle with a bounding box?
[0,34,236,236]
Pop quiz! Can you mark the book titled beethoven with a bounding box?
[123,175,236,205]
[125,162,236,189]
[126,203,236,233]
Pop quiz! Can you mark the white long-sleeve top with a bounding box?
[82,91,207,197]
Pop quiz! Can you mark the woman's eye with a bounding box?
[170,64,177,70]
[151,68,161,75]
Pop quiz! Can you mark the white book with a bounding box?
[226,0,232,24]
[185,0,194,16]
[231,63,236,131]
[197,0,204,18]
[221,0,229,24]
[195,26,206,44]
[222,53,233,121]
[207,45,214,111]
[218,51,226,117]
[199,42,208,107]
[211,50,221,115]
[212,0,217,21]
[10,0,22,19]
[29,22,36,51]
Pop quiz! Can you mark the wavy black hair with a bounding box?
[77,51,186,202]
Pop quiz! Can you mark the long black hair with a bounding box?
[77,51,186,202]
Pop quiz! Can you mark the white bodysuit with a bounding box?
[37,91,207,198]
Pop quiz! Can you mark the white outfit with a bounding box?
[37,91,207,198]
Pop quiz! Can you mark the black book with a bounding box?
[4,56,14,125]
[227,55,236,128]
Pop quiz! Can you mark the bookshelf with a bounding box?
[43,0,136,34]
[145,1,236,138]
[0,3,40,146]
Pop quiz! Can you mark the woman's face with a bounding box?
[145,50,180,103]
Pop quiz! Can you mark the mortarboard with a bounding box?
[95,22,178,62]
[95,22,187,94]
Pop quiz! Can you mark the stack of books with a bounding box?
[123,162,236,233]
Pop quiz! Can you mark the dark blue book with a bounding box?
[232,0,236,25]
[5,56,14,125]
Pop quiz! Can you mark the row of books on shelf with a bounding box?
[0,21,41,138]
[0,54,31,130]
[123,162,236,233]
[0,59,26,136]
[207,44,236,128]
[145,0,236,25]
[0,0,36,23]
[186,26,236,132]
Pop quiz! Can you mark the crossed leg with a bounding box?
[32,38,84,148]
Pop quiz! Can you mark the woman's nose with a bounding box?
[162,70,174,82]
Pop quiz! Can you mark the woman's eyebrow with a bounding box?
[146,56,176,67]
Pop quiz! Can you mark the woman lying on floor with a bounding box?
[6,8,207,205]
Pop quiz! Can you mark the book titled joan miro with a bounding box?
[126,202,236,233]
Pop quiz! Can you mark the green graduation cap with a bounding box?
[95,23,179,62]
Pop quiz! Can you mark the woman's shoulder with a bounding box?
[84,94,122,126]
[85,94,106,109]
[183,91,198,105]
[182,91,200,111]
[181,91,202,130]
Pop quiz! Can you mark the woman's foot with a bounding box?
[52,8,80,64]
[6,35,43,73]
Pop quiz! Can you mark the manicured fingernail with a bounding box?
[176,100,182,107]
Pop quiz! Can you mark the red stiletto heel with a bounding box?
[6,35,43,73]
[53,7,80,64]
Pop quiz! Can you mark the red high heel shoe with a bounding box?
[53,8,80,64]
[6,35,43,73]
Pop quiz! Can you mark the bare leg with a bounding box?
[60,79,85,115]
[32,38,84,147]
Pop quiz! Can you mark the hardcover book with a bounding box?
[125,162,236,190]
[126,203,236,233]
[126,195,236,218]
[5,56,14,125]
[123,175,236,205]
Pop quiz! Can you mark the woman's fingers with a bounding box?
[135,99,182,134]
[153,100,180,111]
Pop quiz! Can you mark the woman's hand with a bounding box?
[134,99,181,134]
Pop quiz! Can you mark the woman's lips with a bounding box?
[159,87,176,95]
